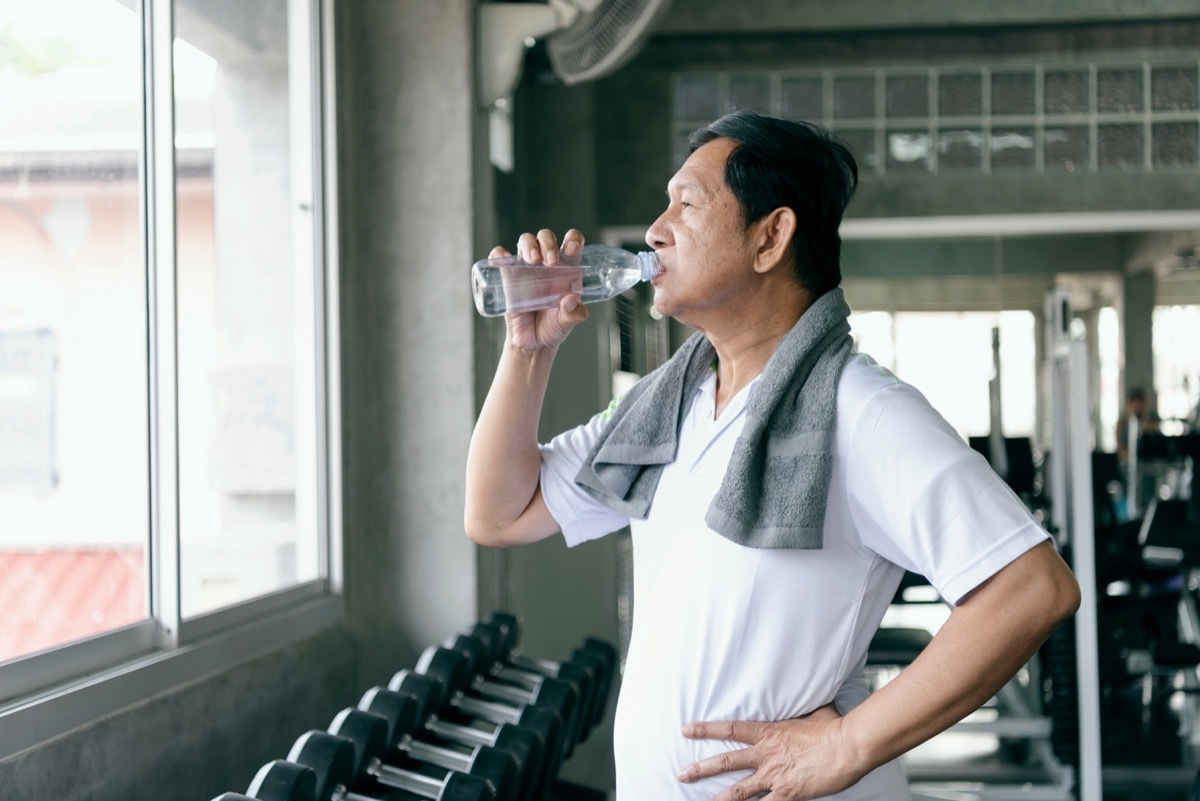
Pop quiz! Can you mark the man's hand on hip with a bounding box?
[677,704,863,800]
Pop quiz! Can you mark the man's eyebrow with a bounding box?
[666,178,702,195]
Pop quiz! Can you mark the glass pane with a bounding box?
[675,76,720,120]
[1153,306,1200,424]
[730,76,770,113]
[833,75,875,119]
[174,0,319,617]
[1044,69,1090,115]
[937,128,984,171]
[939,73,982,116]
[0,1,148,661]
[990,127,1036,169]
[1151,66,1199,112]
[1098,123,1143,169]
[849,311,894,370]
[886,75,928,118]
[1045,125,1090,171]
[893,312,1036,439]
[782,77,823,121]
[991,71,1035,115]
[1097,68,1143,114]
[1152,121,1199,167]
[834,128,878,171]
[886,129,932,172]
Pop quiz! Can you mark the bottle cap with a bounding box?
[637,251,660,281]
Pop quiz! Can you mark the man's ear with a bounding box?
[752,207,797,275]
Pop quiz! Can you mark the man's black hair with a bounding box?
[688,109,859,297]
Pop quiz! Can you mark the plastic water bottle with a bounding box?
[471,244,659,317]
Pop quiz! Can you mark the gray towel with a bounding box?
[573,287,853,549]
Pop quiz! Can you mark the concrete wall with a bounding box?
[336,0,481,685]
[0,628,359,801]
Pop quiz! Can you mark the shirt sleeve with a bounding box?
[540,411,631,547]
[844,379,1050,605]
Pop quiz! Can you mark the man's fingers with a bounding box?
[561,228,585,256]
[512,229,583,265]
[676,745,757,784]
[536,228,560,265]
[682,719,768,745]
[488,245,511,259]
[709,777,770,801]
[516,232,542,264]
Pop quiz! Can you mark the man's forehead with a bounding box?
[669,139,735,192]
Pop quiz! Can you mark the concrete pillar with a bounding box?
[336,0,484,688]
[1122,271,1157,407]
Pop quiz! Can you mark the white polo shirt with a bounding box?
[539,353,1049,800]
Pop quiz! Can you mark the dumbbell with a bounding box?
[446,630,593,756]
[464,620,612,747]
[330,706,519,800]
[420,639,580,759]
[288,725,496,801]
[232,759,318,801]
[360,685,543,801]
[481,612,618,736]
[392,657,564,799]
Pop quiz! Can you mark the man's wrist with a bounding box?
[834,711,881,784]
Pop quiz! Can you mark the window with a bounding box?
[672,62,1200,174]
[1153,304,1200,429]
[0,0,339,730]
[850,310,1037,439]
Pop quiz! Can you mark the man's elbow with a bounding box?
[464,511,512,549]
[1041,553,1083,629]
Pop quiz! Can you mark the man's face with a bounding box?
[643,137,760,327]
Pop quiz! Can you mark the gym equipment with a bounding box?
[465,618,615,745]
[390,665,563,800]
[442,631,589,758]
[288,726,495,801]
[359,685,542,801]
[417,640,579,759]
[329,706,519,800]
[238,759,318,801]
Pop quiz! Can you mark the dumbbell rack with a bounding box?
[209,611,617,801]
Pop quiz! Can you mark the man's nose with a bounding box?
[645,214,670,249]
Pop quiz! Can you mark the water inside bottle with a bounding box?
[473,264,585,317]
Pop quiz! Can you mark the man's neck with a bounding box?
[706,293,812,418]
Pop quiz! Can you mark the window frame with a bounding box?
[0,0,343,757]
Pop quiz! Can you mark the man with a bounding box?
[465,109,1080,800]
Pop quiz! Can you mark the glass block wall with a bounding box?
[672,62,1200,175]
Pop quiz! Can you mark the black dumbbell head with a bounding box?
[328,708,391,770]
[287,730,360,800]
[488,723,544,801]
[482,612,521,653]
[388,668,445,721]
[440,771,497,801]
[466,622,505,667]
[415,645,471,694]
[358,686,422,747]
[447,634,488,679]
[245,759,317,801]
[581,638,617,728]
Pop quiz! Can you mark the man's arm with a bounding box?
[464,229,588,548]
[677,540,1080,800]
